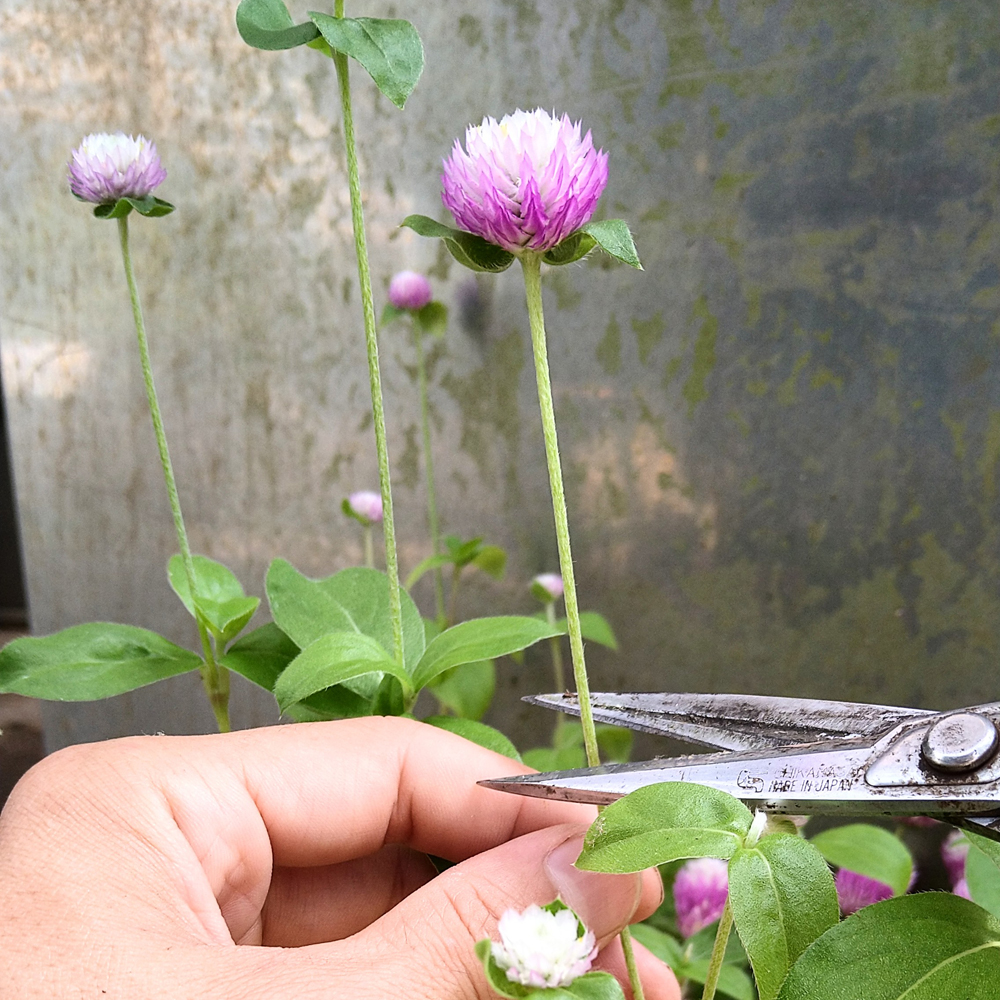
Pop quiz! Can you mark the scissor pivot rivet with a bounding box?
[921,712,998,773]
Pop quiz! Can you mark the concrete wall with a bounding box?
[1,0,998,751]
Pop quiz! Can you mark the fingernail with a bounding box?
[544,834,642,945]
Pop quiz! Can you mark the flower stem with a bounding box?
[331,7,405,668]
[701,899,734,1000]
[620,926,646,1000]
[413,321,446,625]
[117,216,231,733]
[544,601,565,737]
[519,252,599,768]
[363,524,374,569]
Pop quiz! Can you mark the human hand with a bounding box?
[0,716,680,999]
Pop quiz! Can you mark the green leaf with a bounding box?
[729,833,839,1000]
[405,552,453,588]
[401,215,516,273]
[0,623,201,699]
[967,829,1000,869]
[92,195,174,220]
[412,616,560,690]
[967,841,1000,918]
[521,744,585,771]
[424,716,520,759]
[543,230,598,266]
[218,621,297,691]
[628,923,686,969]
[578,782,753,874]
[416,300,448,337]
[777,893,1000,1000]
[581,220,642,269]
[596,723,632,763]
[474,940,626,1000]
[273,631,412,711]
[236,0,320,50]
[218,622,371,719]
[265,560,425,672]
[168,554,259,643]
[809,823,913,897]
[428,659,495,720]
[380,302,407,327]
[553,611,619,650]
[472,544,506,579]
[308,14,423,109]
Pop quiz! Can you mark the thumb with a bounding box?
[336,822,663,998]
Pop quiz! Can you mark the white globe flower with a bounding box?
[491,903,597,989]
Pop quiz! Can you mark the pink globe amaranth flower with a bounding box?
[68,133,167,204]
[491,903,597,989]
[953,877,972,900]
[835,865,917,916]
[942,829,969,884]
[347,490,383,525]
[532,572,564,602]
[388,271,433,311]
[442,108,609,254]
[673,857,729,939]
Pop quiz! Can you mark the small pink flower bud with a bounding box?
[673,857,729,939]
[346,490,383,525]
[532,572,564,602]
[388,270,433,311]
[68,132,167,204]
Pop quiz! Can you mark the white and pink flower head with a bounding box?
[490,902,597,989]
[442,108,608,254]
[69,133,167,204]
[531,572,564,603]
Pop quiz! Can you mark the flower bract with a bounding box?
[490,903,597,989]
[442,108,608,253]
[346,490,383,525]
[532,572,564,603]
[388,270,433,311]
[673,857,729,938]
[68,133,167,204]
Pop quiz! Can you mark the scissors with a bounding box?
[480,692,1000,842]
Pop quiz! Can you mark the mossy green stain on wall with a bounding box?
[632,311,665,365]
[682,295,718,416]
[597,316,623,376]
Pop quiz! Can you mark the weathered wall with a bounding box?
[0,0,998,750]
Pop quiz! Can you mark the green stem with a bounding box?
[620,926,646,1000]
[117,216,231,733]
[363,524,374,569]
[701,899,734,1000]
[332,8,405,667]
[520,252,599,767]
[413,321,446,625]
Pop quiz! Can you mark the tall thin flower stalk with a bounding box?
[118,216,230,732]
[331,0,405,667]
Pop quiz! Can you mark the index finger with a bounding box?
[167,715,595,867]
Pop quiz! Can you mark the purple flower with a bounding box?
[346,490,383,525]
[835,868,894,916]
[953,877,972,900]
[532,573,564,602]
[388,271,433,311]
[673,857,729,939]
[442,108,608,253]
[942,829,969,885]
[68,133,167,204]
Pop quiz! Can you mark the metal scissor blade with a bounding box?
[525,692,935,751]
[481,738,1000,821]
